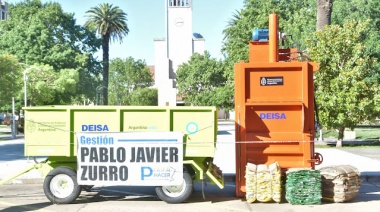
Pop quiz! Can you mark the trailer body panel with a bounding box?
[24,106,217,159]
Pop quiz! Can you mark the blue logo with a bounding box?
[141,167,153,180]
[260,113,286,120]
[82,124,109,131]
[141,166,173,180]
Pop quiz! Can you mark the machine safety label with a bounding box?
[260,76,284,86]
[76,132,183,186]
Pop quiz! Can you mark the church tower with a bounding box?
[167,0,193,69]
[154,0,204,106]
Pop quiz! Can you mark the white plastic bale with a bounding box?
[245,162,282,203]
[245,163,257,203]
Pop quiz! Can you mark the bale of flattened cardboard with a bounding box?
[318,165,361,202]
[285,168,322,205]
[245,162,281,203]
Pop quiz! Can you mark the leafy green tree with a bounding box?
[331,0,380,59]
[329,0,380,126]
[177,51,233,109]
[306,20,380,141]
[129,88,158,106]
[0,54,22,107]
[108,57,153,105]
[85,3,129,105]
[25,64,79,106]
[0,0,101,106]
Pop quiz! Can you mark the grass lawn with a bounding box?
[316,127,380,148]
[355,128,380,140]
[317,127,380,140]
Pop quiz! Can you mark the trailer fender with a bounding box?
[33,160,77,178]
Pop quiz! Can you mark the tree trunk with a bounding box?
[336,126,344,147]
[317,0,333,30]
[102,33,110,105]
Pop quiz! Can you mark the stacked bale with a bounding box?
[256,164,272,202]
[245,162,281,203]
[245,163,257,203]
[285,169,322,205]
[269,162,282,202]
[319,165,361,202]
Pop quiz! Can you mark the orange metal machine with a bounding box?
[234,14,321,197]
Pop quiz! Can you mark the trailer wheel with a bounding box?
[155,170,193,204]
[43,166,81,204]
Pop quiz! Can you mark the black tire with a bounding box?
[155,170,193,203]
[43,166,81,204]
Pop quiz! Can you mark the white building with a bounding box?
[154,0,205,106]
[0,0,8,20]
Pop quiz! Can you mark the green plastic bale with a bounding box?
[285,169,322,205]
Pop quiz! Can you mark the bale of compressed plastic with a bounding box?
[256,164,272,202]
[269,162,281,203]
[245,162,282,203]
[245,163,257,203]
[285,169,322,205]
[319,165,361,202]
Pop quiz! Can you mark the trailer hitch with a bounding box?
[33,156,48,164]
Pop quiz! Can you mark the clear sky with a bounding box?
[7,0,244,65]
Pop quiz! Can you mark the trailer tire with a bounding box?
[43,166,81,204]
[155,170,193,203]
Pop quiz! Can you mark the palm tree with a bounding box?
[317,0,333,30]
[84,3,129,105]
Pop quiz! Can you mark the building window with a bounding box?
[168,0,190,7]
[1,12,5,20]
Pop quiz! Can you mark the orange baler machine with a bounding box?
[234,14,320,197]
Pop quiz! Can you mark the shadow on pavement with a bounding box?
[0,143,25,161]
[74,183,238,204]
[355,178,380,202]
[0,202,51,212]
[217,130,232,135]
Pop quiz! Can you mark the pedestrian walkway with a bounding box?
[316,148,380,177]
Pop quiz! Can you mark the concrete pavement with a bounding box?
[0,135,45,184]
